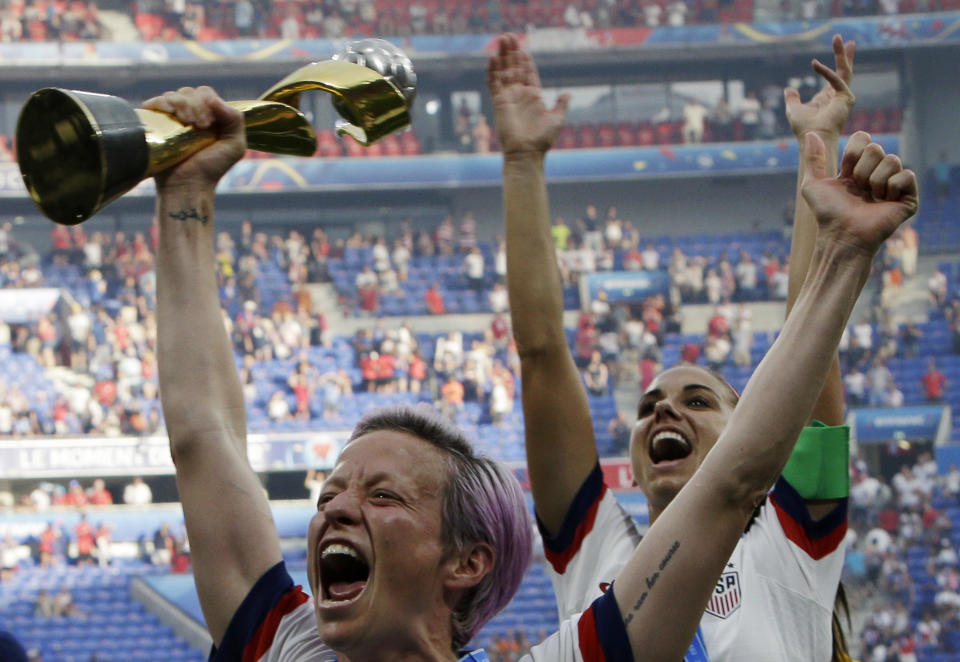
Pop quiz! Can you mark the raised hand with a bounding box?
[801,131,918,255]
[784,34,856,139]
[488,33,570,155]
[142,86,246,193]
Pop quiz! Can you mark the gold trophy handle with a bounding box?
[260,60,411,146]
[136,100,317,176]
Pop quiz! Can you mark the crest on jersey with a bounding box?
[706,570,741,618]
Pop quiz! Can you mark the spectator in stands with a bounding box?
[853,316,874,351]
[435,216,456,255]
[682,98,707,144]
[582,351,609,396]
[490,282,509,313]
[711,99,735,142]
[868,357,894,407]
[883,380,904,408]
[732,312,754,367]
[464,246,485,293]
[844,364,867,406]
[74,514,96,566]
[63,480,88,508]
[704,267,722,304]
[438,373,465,420]
[473,115,492,154]
[739,91,761,140]
[580,204,603,253]
[900,223,918,278]
[929,267,948,307]
[551,217,571,250]
[641,0,662,25]
[734,251,758,300]
[899,319,922,358]
[666,0,688,25]
[371,238,390,274]
[123,476,152,506]
[151,523,175,566]
[52,586,82,618]
[608,411,631,455]
[425,282,446,315]
[921,358,948,403]
[489,375,513,424]
[33,589,55,617]
[391,238,410,282]
[768,260,789,299]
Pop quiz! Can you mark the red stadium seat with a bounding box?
[579,124,597,149]
[868,109,888,134]
[596,123,616,147]
[655,121,675,145]
[636,122,655,146]
[381,134,403,157]
[400,131,421,156]
[135,13,164,41]
[344,137,366,158]
[557,126,578,150]
[887,108,902,132]
[616,122,637,147]
[848,110,870,134]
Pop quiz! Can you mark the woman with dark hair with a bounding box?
[493,31,882,662]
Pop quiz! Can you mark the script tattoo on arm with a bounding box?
[622,539,680,626]
[168,208,209,224]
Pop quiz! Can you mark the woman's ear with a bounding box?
[444,542,495,591]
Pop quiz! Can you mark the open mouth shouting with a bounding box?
[649,428,693,466]
[318,541,370,608]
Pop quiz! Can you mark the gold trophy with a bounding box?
[16,38,417,225]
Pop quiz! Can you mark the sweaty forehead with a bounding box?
[331,430,448,493]
[646,365,731,399]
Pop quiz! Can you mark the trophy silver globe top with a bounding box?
[332,38,417,106]
[17,39,417,225]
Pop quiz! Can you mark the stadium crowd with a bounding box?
[849,451,960,661]
[0,0,950,45]
[125,0,960,43]
[0,193,943,441]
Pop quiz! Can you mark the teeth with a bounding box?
[652,431,688,445]
[322,543,361,560]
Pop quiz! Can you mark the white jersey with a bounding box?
[212,561,633,662]
[540,464,848,662]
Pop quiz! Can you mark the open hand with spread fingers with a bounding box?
[142,86,247,193]
[488,33,570,156]
[801,130,919,255]
[784,34,856,140]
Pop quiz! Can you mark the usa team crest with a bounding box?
[706,570,741,618]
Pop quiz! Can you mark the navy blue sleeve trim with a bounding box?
[209,560,293,662]
[536,462,605,554]
[594,585,634,662]
[772,476,848,539]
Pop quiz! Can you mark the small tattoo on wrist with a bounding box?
[169,208,209,224]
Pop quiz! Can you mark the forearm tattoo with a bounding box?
[169,208,209,224]
[623,539,680,626]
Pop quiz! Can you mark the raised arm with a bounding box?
[149,87,282,644]
[489,34,596,534]
[611,134,917,660]
[784,35,856,427]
